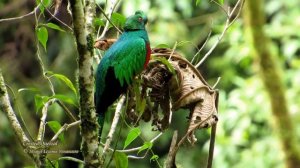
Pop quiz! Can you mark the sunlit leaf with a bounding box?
[196,0,202,6]
[111,13,126,28]
[46,159,59,168]
[51,74,77,96]
[123,128,141,149]
[35,95,50,113]
[36,0,52,14]
[94,18,105,27]
[114,151,128,168]
[51,94,78,107]
[218,0,224,5]
[138,141,153,154]
[150,154,159,162]
[48,121,64,143]
[46,23,65,32]
[151,56,176,75]
[36,27,48,51]
[177,40,192,46]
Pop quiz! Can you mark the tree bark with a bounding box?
[0,70,43,167]
[69,0,102,167]
[243,0,300,167]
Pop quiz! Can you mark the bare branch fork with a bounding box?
[97,0,121,39]
[102,95,126,159]
[193,0,245,68]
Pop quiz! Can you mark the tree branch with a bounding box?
[37,98,55,141]
[69,0,101,167]
[102,95,126,158]
[0,70,42,165]
[0,6,39,23]
[49,120,81,143]
[195,0,244,68]
[0,70,30,146]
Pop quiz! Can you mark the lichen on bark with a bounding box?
[70,0,102,167]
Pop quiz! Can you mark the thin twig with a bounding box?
[58,156,85,164]
[211,0,229,17]
[195,18,230,68]
[212,77,221,89]
[191,29,212,64]
[207,124,217,168]
[56,100,78,121]
[37,98,56,141]
[44,7,73,31]
[0,6,39,23]
[97,0,120,39]
[100,132,163,153]
[195,0,244,68]
[49,120,81,143]
[168,41,178,62]
[164,131,178,168]
[102,95,126,157]
[96,3,122,37]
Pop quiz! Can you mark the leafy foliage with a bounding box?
[114,151,128,168]
[123,128,141,149]
[47,121,64,143]
[36,27,48,51]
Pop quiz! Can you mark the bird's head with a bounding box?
[124,11,148,31]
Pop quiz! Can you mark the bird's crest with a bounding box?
[124,11,148,31]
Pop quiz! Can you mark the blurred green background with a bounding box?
[0,0,300,167]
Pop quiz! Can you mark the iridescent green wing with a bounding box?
[112,38,146,86]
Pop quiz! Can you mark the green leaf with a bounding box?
[111,13,126,28]
[218,0,224,5]
[138,142,153,154]
[150,154,159,162]
[36,0,52,14]
[151,56,176,75]
[46,159,59,168]
[94,18,105,27]
[35,95,50,113]
[123,128,141,149]
[155,44,170,48]
[51,73,77,96]
[46,23,65,32]
[114,151,128,168]
[36,27,48,51]
[48,121,64,143]
[196,0,202,6]
[51,94,78,107]
[177,40,192,47]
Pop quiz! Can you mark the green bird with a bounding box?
[95,11,150,137]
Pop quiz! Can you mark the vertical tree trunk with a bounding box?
[243,0,300,167]
[70,0,102,167]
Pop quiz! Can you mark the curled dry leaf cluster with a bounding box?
[143,48,219,144]
[94,40,219,144]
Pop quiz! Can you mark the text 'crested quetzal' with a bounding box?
[95,11,151,137]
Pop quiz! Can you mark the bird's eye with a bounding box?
[138,17,143,22]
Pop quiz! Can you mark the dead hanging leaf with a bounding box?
[144,48,219,144]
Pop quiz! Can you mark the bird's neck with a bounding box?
[122,30,149,42]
